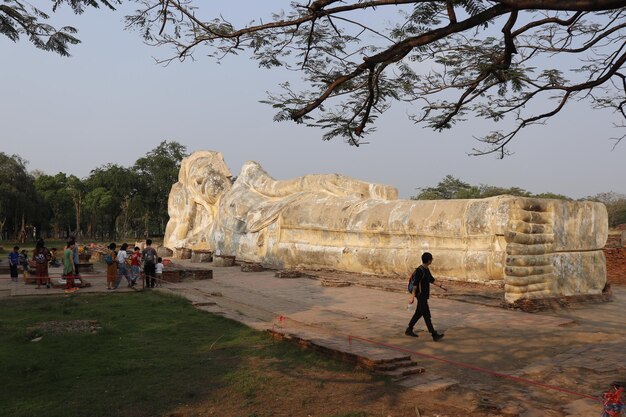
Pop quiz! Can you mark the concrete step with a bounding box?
[397,374,459,391]
[376,365,426,380]
[373,359,419,372]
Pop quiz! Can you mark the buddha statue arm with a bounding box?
[238,161,398,200]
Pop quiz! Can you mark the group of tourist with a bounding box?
[9,236,441,341]
[8,240,53,288]
[105,239,164,290]
[7,237,81,290]
[7,237,166,292]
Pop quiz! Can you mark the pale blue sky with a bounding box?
[1,1,624,199]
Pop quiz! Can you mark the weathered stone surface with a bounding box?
[175,248,192,259]
[213,255,235,267]
[164,150,608,303]
[191,250,213,263]
[157,246,173,257]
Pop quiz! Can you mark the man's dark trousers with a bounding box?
[144,262,156,288]
[408,298,435,334]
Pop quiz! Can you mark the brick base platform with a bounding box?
[505,287,613,312]
[161,270,181,283]
[241,263,264,272]
[160,269,213,283]
[275,270,304,278]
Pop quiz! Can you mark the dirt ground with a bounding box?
[163,356,518,417]
[159,348,620,417]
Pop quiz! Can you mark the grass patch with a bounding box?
[0,292,353,417]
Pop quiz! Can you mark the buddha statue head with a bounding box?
[164,151,233,249]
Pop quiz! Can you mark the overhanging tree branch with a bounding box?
[125,0,626,154]
[0,0,119,56]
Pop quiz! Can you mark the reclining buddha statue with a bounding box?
[164,151,608,303]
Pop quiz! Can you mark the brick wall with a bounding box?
[161,270,181,283]
[604,229,625,285]
[606,235,622,248]
[605,247,626,285]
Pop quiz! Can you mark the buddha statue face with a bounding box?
[164,151,233,249]
[183,151,233,207]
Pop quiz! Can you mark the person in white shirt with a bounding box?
[155,257,164,287]
[114,243,132,289]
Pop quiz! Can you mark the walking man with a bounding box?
[405,252,445,341]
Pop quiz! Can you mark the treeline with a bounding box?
[412,175,626,228]
[2,154,624,243]
[0,141,187,242]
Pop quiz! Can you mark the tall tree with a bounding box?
[133,140,187,236]
[86,163,140,239]
[35,173,75,238]
[66,175,86,237]
[128,1,626,156]
[0,153,39,240]
[83,187,114,239]
[0,0,119,56]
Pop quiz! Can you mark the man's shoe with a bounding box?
[432,332,445,342]
[404,328,419,337]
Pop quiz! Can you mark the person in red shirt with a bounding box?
[130,246,142,287]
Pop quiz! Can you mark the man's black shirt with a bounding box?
[414,265,435,300]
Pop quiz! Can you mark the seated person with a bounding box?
[18,249,33,273]
[49,248,61,267]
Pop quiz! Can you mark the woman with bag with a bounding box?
[105,243,118,290]
[114,243,132,289]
